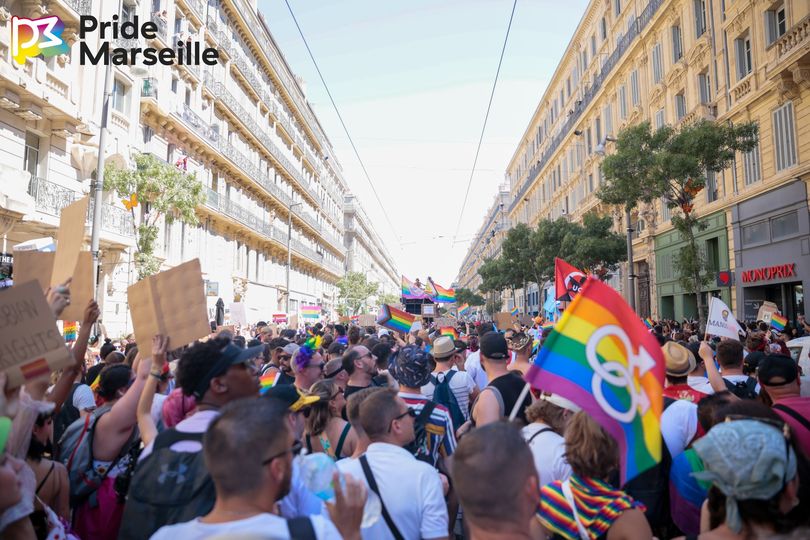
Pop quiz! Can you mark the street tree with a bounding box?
[599,120,758,325]
[336,271,379,316]
[531,217,582,282]
[477,257,509,315]
[377,292,400,307]
[456,287,486,306]
[105,153,205,280]
[567,212,627,280]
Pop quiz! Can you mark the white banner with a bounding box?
[706,296,744,341]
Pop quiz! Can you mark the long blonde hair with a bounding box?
[306,379,340,437]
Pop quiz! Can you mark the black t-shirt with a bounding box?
[343,384,371,401]
[487,371,531,424]
[276,371,295,386]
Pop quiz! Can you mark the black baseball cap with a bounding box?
[192,342,265,399]
[264,385,320,412]
[757,355,798,386]
[480,331,509,360]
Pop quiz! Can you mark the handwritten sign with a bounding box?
[128,259,210,347]
[0,280,72,389]
[494,312,515,330]
[358,314,377,327]
[51,196,89,286]
[229,302,247,326]
[434,317,456,328]
[14,251,93,321]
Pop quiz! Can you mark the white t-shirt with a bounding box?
[150,512,340,540]
[661,399,698,458]
[521,423,571,487]
[337,443,448,540]
[72,384,96,411]
[464,350,488,390]
[722,374,761,394]
[421,367,477,421]
[687,375,714,395]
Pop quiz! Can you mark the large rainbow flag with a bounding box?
[402,276,429,300]
[440,327,459,340]
[526,276,665,484]
[429,279,455,303]
[377,304,415,333]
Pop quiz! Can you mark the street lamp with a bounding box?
[595,136,636,312]
[286,201,302,315]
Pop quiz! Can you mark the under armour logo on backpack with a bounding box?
[158,462,188,484]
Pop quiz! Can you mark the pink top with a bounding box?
[773,396,810,458]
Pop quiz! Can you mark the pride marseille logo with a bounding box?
[11,15,69,65]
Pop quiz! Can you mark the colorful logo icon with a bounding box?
[11,15,69,65]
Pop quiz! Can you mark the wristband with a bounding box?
[149,371,163,380]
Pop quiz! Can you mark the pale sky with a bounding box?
[258,0,590,286]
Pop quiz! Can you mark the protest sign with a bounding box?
[51,196,89,286]
[229,302,247,326]
[128,258,210,347]
[494,312,515,329]
[14,251,93,321]
[757,301,779,323]
[358,314,376,327]
[518,315,534,327]
[289,314,299,328]
[0,280,72,388]
[434,317,456,328]
[273,313,287,323]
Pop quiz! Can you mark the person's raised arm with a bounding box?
[50,300,99,412]
[99,349,150,438]
[700,340,727,394]
[137,335,169,446]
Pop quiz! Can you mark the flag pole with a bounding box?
[509,382,533,421]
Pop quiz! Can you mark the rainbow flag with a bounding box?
[510,307,519,317]
[458,303,471,317]
[301,305,321,319]
[429,279,456,303]
[643,318,653,330]
[63,321,78,343]
[402,276,429,300]
[440,327,458,340]
[377,304,415,333]
[526,276,665,484]
[541,322,554,331]
[770,313,787,331]
[259,372,279,395]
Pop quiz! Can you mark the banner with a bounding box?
[706,296,744,341]
[272,313,287,323]
[402,275,429,300]
[301,305,321,319]
[358,314,377,327]
[554,257,586,302]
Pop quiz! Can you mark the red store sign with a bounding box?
[741,263,796,283]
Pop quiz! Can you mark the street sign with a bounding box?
[716,270,734,287]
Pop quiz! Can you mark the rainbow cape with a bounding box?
[458,303,471,316]
[510,307,519,317]
[526,276,665,484]
[429,280,455,303]
[376,304,415,333]
[402,275,429,300]
[259,372,280,395]
[63,321,78,343]
[771,313,787,331]
[440,327,458,340]
[301,305,320,319]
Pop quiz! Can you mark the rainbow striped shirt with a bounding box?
[537,474,644,540]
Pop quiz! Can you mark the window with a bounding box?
[582,49,588,69]
[706,170,718,202]
[23,132,40,178]
[121,3,135,23]
[618,85,628,119]
[652,42,664,84]
[743,143,761,185]
[601,17,608,40]
[706,237,720,272]
[595,117,602,144]
[672,25,683,62]
[766,3,787,45]
[111,79,130,114]
[773,101,797,171]
[591,34,597,57]
[184,88,191,107]
[604,103,613,136]
[698,72,712,104]
[694,0,707,37]
[171,77,178,93]
[655,108,665,129]
[588,173,594,192]
[735,32,753,80]
[675,93,687,120]
[661,197,671,221]
[630,69,640,106]
[614,0,621,16]
[743,221,769,245]
[586,127,592,155]
[772,212,799,239]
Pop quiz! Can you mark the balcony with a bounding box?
[174,102,219,146]
[150,14,169,45]
[178,0,205,24]
[766,13,810,101]
[44,0,92,25]
[141,77,159,100]
[27,176,135,238]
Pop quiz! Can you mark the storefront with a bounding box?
[731,180,809,325]
[655,211,730,321]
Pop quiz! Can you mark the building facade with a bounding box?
[493,0,810,324]
[0,0,389,335]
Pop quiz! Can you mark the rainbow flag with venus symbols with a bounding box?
[526,276,665,483]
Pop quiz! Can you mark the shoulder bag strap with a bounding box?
[152,428,205,451]
[470,386,505,421]
[773,403,810,431]
[526,427,554,445]
[36,461,56,494]
[416,401,436,428]
[561,479,590,540]
[334,423,351,459]
[359,455,405,540]
[287,516,317,540]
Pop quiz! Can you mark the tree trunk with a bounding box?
[684,217,705,328]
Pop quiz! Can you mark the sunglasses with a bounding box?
[278,355,291,361]
[388,407,416,432]
[261,440,303,465]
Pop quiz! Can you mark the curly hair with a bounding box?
[563,411,618,479]
[294,335,323,372]
[176,336,231,396]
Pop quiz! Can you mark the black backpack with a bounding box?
[429,371,466,430]
[118,430,215,540]
[403,401,437,465]
[724,377,758,400]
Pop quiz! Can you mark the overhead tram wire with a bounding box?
[451,0,518,245]
[283,0,400,245]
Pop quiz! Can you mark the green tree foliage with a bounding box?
[501,223,535,290]
[377,292,401,307]
[105,153,205,280]
[531,218,582,283]
[456,287,485,306]
[568,213,627,279]
[336,271,379,316]
[599,120,758,324]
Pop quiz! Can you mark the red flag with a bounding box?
[555,257,587,302]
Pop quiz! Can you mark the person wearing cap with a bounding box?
[421,336,477,423]
[471,332,532,426]
[685,341,715,396]
[758,355,810,456]
[323,358,349,390]
[464,323,493,391]
[662,341,709,404]
[272,342,299,386]
[522,394,576,487]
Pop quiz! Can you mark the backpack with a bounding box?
[53,382,81,453]
[724,377,758,400]
[403,401,437,465]
[57,404,136,508]
[118,429,216,540]
[429,371,466,430]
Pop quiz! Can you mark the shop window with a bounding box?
[771,211,799,240]
[742,221,769,245]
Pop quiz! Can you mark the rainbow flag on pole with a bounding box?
[377,304,415,333]
[771,313,787,332]
[526,276,665,484]
[510,307,519,317]
[643,318,653,330]
[259,372,279,395]
[429,279,456,303]
[63,321,78,343]
[458,303,471,317]
[440,327,459,340]
[301,305,320,319]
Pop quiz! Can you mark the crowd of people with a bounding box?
[1,280,810,540]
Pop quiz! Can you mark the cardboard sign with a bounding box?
[518,315,534,327]
[358,314,377,327]
[0,280,72,388]
[13,251,93,321]
[757,301,779,323]
[128,259,210,347]
[229,302,247,326]
[434,317,456,328]
[338,316,350,323]
[51,196,89,286]
[216,325,236,335]
[288,314,299,328]
[494,312,515,329]
[273,313,288,323]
